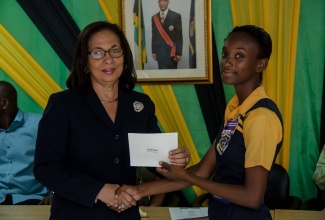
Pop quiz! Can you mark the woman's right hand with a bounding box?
[97,184,120,211]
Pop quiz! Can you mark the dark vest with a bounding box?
[213,98,283,184]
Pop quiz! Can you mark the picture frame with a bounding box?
[122,0,212,84]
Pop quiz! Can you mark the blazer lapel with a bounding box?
[83,88,118,131]
[114,89,128,127]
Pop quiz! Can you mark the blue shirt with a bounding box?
[0,110,49,204]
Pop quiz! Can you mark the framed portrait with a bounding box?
[122,0,212,84]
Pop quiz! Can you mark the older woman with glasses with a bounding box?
[33,21,190,220]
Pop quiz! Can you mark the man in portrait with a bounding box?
[151,0,183,69]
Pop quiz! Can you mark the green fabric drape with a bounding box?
[289,0,325,201]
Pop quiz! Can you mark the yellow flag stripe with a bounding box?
[142,85,206,196]
[230,0,301,169]
[0,24,62,109]
[98,0,120,25]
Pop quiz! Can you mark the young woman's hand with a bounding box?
[156,161,189,182]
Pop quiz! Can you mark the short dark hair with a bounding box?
[66,21,137,91]
[226,25,272,59]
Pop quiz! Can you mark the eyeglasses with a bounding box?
[88,48,124,59]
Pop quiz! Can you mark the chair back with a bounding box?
[264,163,290,209]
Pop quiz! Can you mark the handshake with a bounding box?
[96,183,141,213]
[115,184,141,212]
[96,147,191,213]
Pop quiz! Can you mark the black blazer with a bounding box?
[34,88,160,220]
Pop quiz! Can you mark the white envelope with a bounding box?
[128,133,178,167]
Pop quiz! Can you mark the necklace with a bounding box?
[101,97,118,104]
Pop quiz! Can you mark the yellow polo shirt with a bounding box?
[224,86,283,171]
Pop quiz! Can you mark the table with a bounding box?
[274,209,325,220]
[141,207,273,220]
[140,206,208,220]
[0,206,182,220]
[0,206,180,220]
[0,205,324,220]
[0,205,50,220]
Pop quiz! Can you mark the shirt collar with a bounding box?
[160,9,169,17]
[225,86,268,120]
[7,109,24,132]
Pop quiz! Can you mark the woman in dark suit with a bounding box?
[33,21,190,220]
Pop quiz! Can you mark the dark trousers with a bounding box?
[1,195,40,205]
[157,57,178,69]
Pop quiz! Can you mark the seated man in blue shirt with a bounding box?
[0,80,51,205]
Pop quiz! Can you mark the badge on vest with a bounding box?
[216,119,238,155]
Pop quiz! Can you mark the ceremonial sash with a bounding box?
[153,14,176,57]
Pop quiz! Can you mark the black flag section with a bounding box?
[17,0,80,69]
[195,27,226,143]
